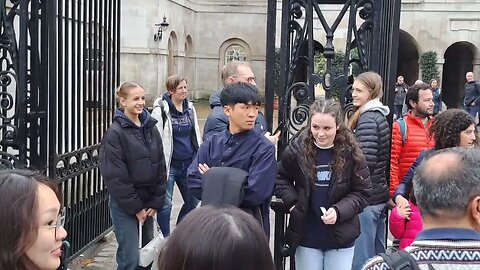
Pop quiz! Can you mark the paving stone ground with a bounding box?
[67,187,277,269]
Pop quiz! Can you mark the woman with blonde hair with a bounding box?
[348,71,391,270]
[99,82,167,270]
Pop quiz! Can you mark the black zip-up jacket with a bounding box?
[464,81,480,106]
[99,109,167,215]
[354,108,390,205]
[274,129,371,250]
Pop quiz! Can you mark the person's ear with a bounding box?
[119,97,126,107]
[409,99,416,109]
[228,76,236,84]
[468,196,480,231]
[224,105,232,117]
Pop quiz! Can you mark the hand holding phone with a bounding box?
[320,207,327,216]
[273,121,284,135]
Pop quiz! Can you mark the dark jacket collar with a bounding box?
[114,108,157,129]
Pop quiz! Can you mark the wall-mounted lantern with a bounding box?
[154,15,169,42]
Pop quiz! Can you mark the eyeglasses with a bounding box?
[40,207,66,238]
[233,75,256,84]
[245,76,256,83]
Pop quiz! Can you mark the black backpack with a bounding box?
[379,250,435,270]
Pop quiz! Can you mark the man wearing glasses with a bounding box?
[203,61,280,144]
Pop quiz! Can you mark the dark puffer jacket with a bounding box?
[274,129,371,250]
[99,109,167,215]
[354,99,391,205]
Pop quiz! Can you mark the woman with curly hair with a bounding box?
[394,108,477,209]
[274,99,371,270]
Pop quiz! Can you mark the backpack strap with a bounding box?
[154,99,168,128]
[379,250,420,270]
[397,118,407,145]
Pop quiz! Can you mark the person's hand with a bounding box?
[387,198,396,210]
[395,195,409,208]
[145,208,157,217]
[136,209,148,224]
[397,204,412,220]
[264,131,281,144]
[321,207,337,225]
[198,163,210,174]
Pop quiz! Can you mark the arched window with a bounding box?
[225,44,247,63]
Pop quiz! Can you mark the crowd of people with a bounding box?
[1,62,480,270]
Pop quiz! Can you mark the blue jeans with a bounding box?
[352,203,387,270]
[109,197,154,270]
[157,159,198,236]
[466,105,480,123]
[295,245,355,270]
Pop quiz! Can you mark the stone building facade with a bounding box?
[120,0,480,107]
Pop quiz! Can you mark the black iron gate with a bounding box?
[264,1,401,269]
[0,0,120,262]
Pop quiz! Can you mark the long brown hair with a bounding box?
[347,71,383,129]
[305,99,365,187]
[0,170,61,270]
[429,109,478,149]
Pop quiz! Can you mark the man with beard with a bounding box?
[390,83,435,202]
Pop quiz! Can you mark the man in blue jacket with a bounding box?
[203,61,280,143]
[188,82,278,236]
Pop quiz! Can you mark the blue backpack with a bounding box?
[397,118,407,145]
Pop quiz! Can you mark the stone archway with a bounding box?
[185,35,193,84]
[168,31,178,76]
[442,42,477,108]
[397,30,420,86]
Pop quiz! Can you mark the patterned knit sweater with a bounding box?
[362,228,480,270]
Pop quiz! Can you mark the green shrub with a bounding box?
[420,51,440,82]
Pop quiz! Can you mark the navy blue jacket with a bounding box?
[393,150,429,201]
[187,129,277,235]
[99,109,167,215]
[203,89,267,140]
